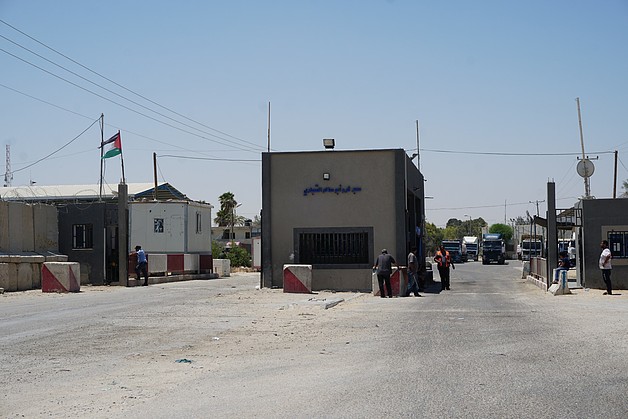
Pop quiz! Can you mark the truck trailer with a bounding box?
[441,240,463,263]
[482,233,506,265]
[463,236,479,262]
[520,234,543,261]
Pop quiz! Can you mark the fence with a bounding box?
[529,257,547,281]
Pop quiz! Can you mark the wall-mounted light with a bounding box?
[323,173,330,181]
[323,138,335,149]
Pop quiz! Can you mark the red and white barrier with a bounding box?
[42,262,80,293]
[372,268,405,297]
[283,264,312,294]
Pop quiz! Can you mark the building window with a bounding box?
[245,232,251,239]
[222,229,232,240]
[72,224,93,249]
[196,212,202,234]
[154,218,164,233]
[295,227,373,268]
[608,231,628,259]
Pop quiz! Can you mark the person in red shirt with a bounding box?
[434,245,455,291]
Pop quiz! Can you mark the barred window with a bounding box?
[72,224,93,249]
[295,227,373,267]
[608,231,628,259]
[196,212,202,234]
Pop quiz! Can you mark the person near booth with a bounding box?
[133,245,149,286]
[434,245,455,291]
[373,249,397,298]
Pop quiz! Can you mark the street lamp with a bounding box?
[231,203,242,250]
[464,214,472,234]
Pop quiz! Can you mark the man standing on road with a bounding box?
[374,249,397,298]
[434,245,455,291]
[405,247,421,297]
[134,245,149,286]
[599,240,613,295]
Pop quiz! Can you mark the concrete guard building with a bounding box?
[261,148,425,291]
[574,198,628,290]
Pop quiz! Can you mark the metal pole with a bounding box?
[576,98,591,198]
[415,119,420,170]
[613,150,618,198]
[99,114,104,201]
[153,152,158,200]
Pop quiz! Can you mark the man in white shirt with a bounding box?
[599,240,612,295]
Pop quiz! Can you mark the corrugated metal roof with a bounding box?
[0,182,188,202]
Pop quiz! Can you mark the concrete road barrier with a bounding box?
[42,262,80,293]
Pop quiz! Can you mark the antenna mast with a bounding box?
[4,145,12,187]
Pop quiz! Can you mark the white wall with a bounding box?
[129,201,212,254]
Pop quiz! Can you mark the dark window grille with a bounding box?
[72,224,93,249]
[298,231,369,265]
[608,231,627,259]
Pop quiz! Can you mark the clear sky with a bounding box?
[1,0,627,227]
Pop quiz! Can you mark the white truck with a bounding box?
[463,236,479,261]
[520,235,543,261]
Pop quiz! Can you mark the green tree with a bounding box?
[214,192,246,227]
[622,179,628,197]
[424,222,443,255]
[489,223,513,241]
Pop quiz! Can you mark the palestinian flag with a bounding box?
[101,131,122,159]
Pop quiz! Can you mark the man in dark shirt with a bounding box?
[374,249,397,298]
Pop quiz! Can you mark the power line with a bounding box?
[0,19,265,152]
[12,118,100,174]
[158,154,261,162]
[0,33,268,154]
[427,196,578,211]
[0,47,257,153]
[421,148,615,156]
[0,83,241,161]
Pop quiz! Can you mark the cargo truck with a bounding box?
[520,234,543,261]
[441,240,463,263]
[463,236,479,261]
[481,233,506,265]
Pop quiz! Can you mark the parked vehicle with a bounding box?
[482,233,506,265]
[441,240,463,263]
[463,236,479,261]
[520,234,543,261]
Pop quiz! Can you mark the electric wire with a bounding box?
[0,47,257,153]
[158,155,261,162]
[0,19,265,151]
[0,33,266,153]
[421,148,615,156]
[0,83,233,165]
[11,118,100,174]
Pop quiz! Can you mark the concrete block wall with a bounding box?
[0,254,66,292]
[0,202,58,253]
[0,202,63,292]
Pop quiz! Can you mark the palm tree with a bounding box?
[214,192,237,226]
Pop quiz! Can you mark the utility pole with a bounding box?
[4,144,12,187]
[576,98,591,198]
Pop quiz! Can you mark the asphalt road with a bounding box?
[1,261,626,418]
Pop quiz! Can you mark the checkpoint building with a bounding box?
[261,148,425,292]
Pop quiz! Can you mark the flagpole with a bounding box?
[118,130,126,184]
[99,113,104,201]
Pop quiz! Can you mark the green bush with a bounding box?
[226,245,251,268]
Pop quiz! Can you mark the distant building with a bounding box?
[1,183,213,285]
[261,148,425,292]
